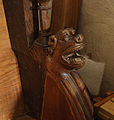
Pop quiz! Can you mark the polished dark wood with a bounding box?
[3,0,82,119]
[51,0,81,34]
[3,0,47,118]
[41,28,94,120]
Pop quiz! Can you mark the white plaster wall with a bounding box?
[78,0,114,95]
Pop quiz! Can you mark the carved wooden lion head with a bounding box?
[48,28,85,69]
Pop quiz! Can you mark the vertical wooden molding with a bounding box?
[3,0,46,119]
[51,0,81,34]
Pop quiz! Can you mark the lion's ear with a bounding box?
[48,35,57,55]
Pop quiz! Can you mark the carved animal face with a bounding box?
[48,28,85,69]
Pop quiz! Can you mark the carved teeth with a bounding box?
[76,53,81,57]
[67,58,70,64]
[62,56,70,64]
[62,49,83,64]
[75,58,81,62]
[67,53,75,57]
[76,46,83,51]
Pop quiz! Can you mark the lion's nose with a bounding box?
[74,34,84,43]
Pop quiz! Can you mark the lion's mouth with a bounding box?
[62,45,85,65]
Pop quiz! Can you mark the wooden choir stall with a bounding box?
[2,0,112,120]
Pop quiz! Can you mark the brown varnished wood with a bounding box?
[41,73,75,120]
[14,46,46,118]
[3,0,47,119]
[51,0,81,34]
[3,0,82,119]
[70,71,94,115]
[94,94,114,108]
[39,1,51,31]
[0,0,24,119]
[23,0,35,46]
[41,28,94,120]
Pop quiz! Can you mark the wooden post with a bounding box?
[51,0,81,34]
[3,0,46,118]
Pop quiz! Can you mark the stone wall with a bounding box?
[78,0,114,95]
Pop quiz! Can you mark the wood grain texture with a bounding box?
[41,73,74,120]
[39,1,51,31]
[0,0,24,119]
[3,0,82,119]
[23,0,34,46]
[3,0,47,118]
[51,0,81,34]
[41,28,94,120]
[94,94,114,108]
